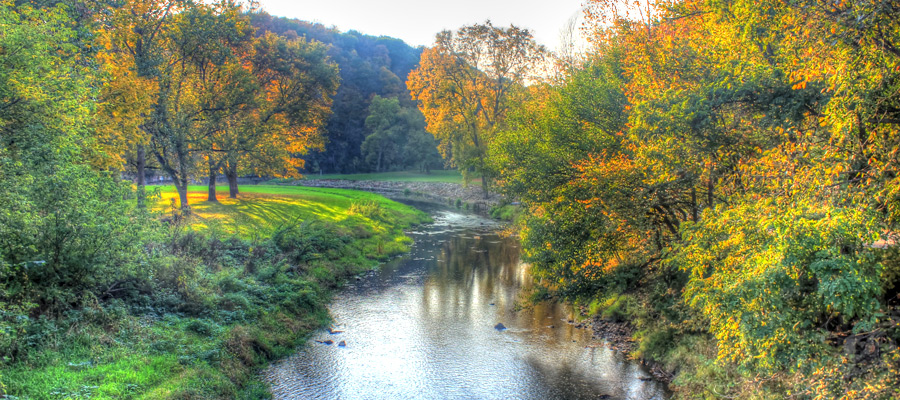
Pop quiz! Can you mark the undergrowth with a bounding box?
[0,191,428,399]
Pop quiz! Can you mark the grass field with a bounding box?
[151,185,428,238]
[2,185,428,399]
[298,170,471,184]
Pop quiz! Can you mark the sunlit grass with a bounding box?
[0,185,429,400]
[150,185,428,239]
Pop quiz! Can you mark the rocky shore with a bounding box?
[589,316,675,383]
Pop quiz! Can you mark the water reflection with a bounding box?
[265,211,668,400]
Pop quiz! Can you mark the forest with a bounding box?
[2,0,900,398]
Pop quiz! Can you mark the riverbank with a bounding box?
[265,210,668,399]
[588,317,675,383]
[0,186,428,399]
[294,179,503,211]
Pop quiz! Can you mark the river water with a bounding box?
[265,209,669,400]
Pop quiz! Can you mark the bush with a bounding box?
[348,200,389,221]
[272,221,350,265]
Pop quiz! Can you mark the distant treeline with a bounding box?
[252,13,442,174]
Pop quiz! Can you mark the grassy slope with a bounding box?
[2,185,428,399]
[298,169,467,184]
[152,185,426,237]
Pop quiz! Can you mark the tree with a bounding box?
[492,0,899,395]
[215,32,338,199]
[101,0,260,212]
[1,1,151,319]
[251,13,424,174]
[407,21,546,195]
[93,0,174,207]
[362,96,404,172]
[360,95,441,173]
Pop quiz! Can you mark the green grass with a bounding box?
[297,169,470,184]
[151,184,428,238]
[2,185,429,399]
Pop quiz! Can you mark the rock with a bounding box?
[489,303,495,306]
[639,377,654,382]
[316,340,334,345]
[338,341,346,347]
[327,327,343,334]
[549,325,556,329]
[494,323,507,331]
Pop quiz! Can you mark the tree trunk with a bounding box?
[691,187,698,222]
[175,178,190,216]
[377,147,384,172]
[481,174,489,199]
[207,158,219,203]
[136,144,146,209]
[225,162,239,198]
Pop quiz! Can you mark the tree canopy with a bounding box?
[408,21,546,192]
[490,0,900,396]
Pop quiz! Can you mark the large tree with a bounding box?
[208,31,338,201]
[99,0,337,209]
[361,95,439,172]
[407,21,545,195]
[1,1,150,317]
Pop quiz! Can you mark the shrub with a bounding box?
[272,221,350,265]
[348,200,389,221]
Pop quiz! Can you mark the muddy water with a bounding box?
[265,210,669,400]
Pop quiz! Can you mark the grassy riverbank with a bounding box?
[297,170,468,184]
[1,186,428,399]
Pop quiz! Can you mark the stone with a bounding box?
[494,323,507,331]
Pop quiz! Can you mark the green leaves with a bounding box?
[1,2,159,316]
[669,201,882,372]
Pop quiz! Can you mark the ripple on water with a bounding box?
[265,211,669,400]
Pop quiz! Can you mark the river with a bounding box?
[265,209,669,400]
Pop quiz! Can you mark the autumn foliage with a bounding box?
[491,0,900,397]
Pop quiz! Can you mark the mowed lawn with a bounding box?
[302,169,472,184]
[150,184,428,238]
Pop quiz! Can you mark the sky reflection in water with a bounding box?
[265,211,669,400]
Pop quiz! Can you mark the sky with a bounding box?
[255,0,587,50]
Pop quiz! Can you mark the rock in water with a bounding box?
[338,341,346,347]
[494,323,507,331]
[316,340,334,345]
[327,327,343,334]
